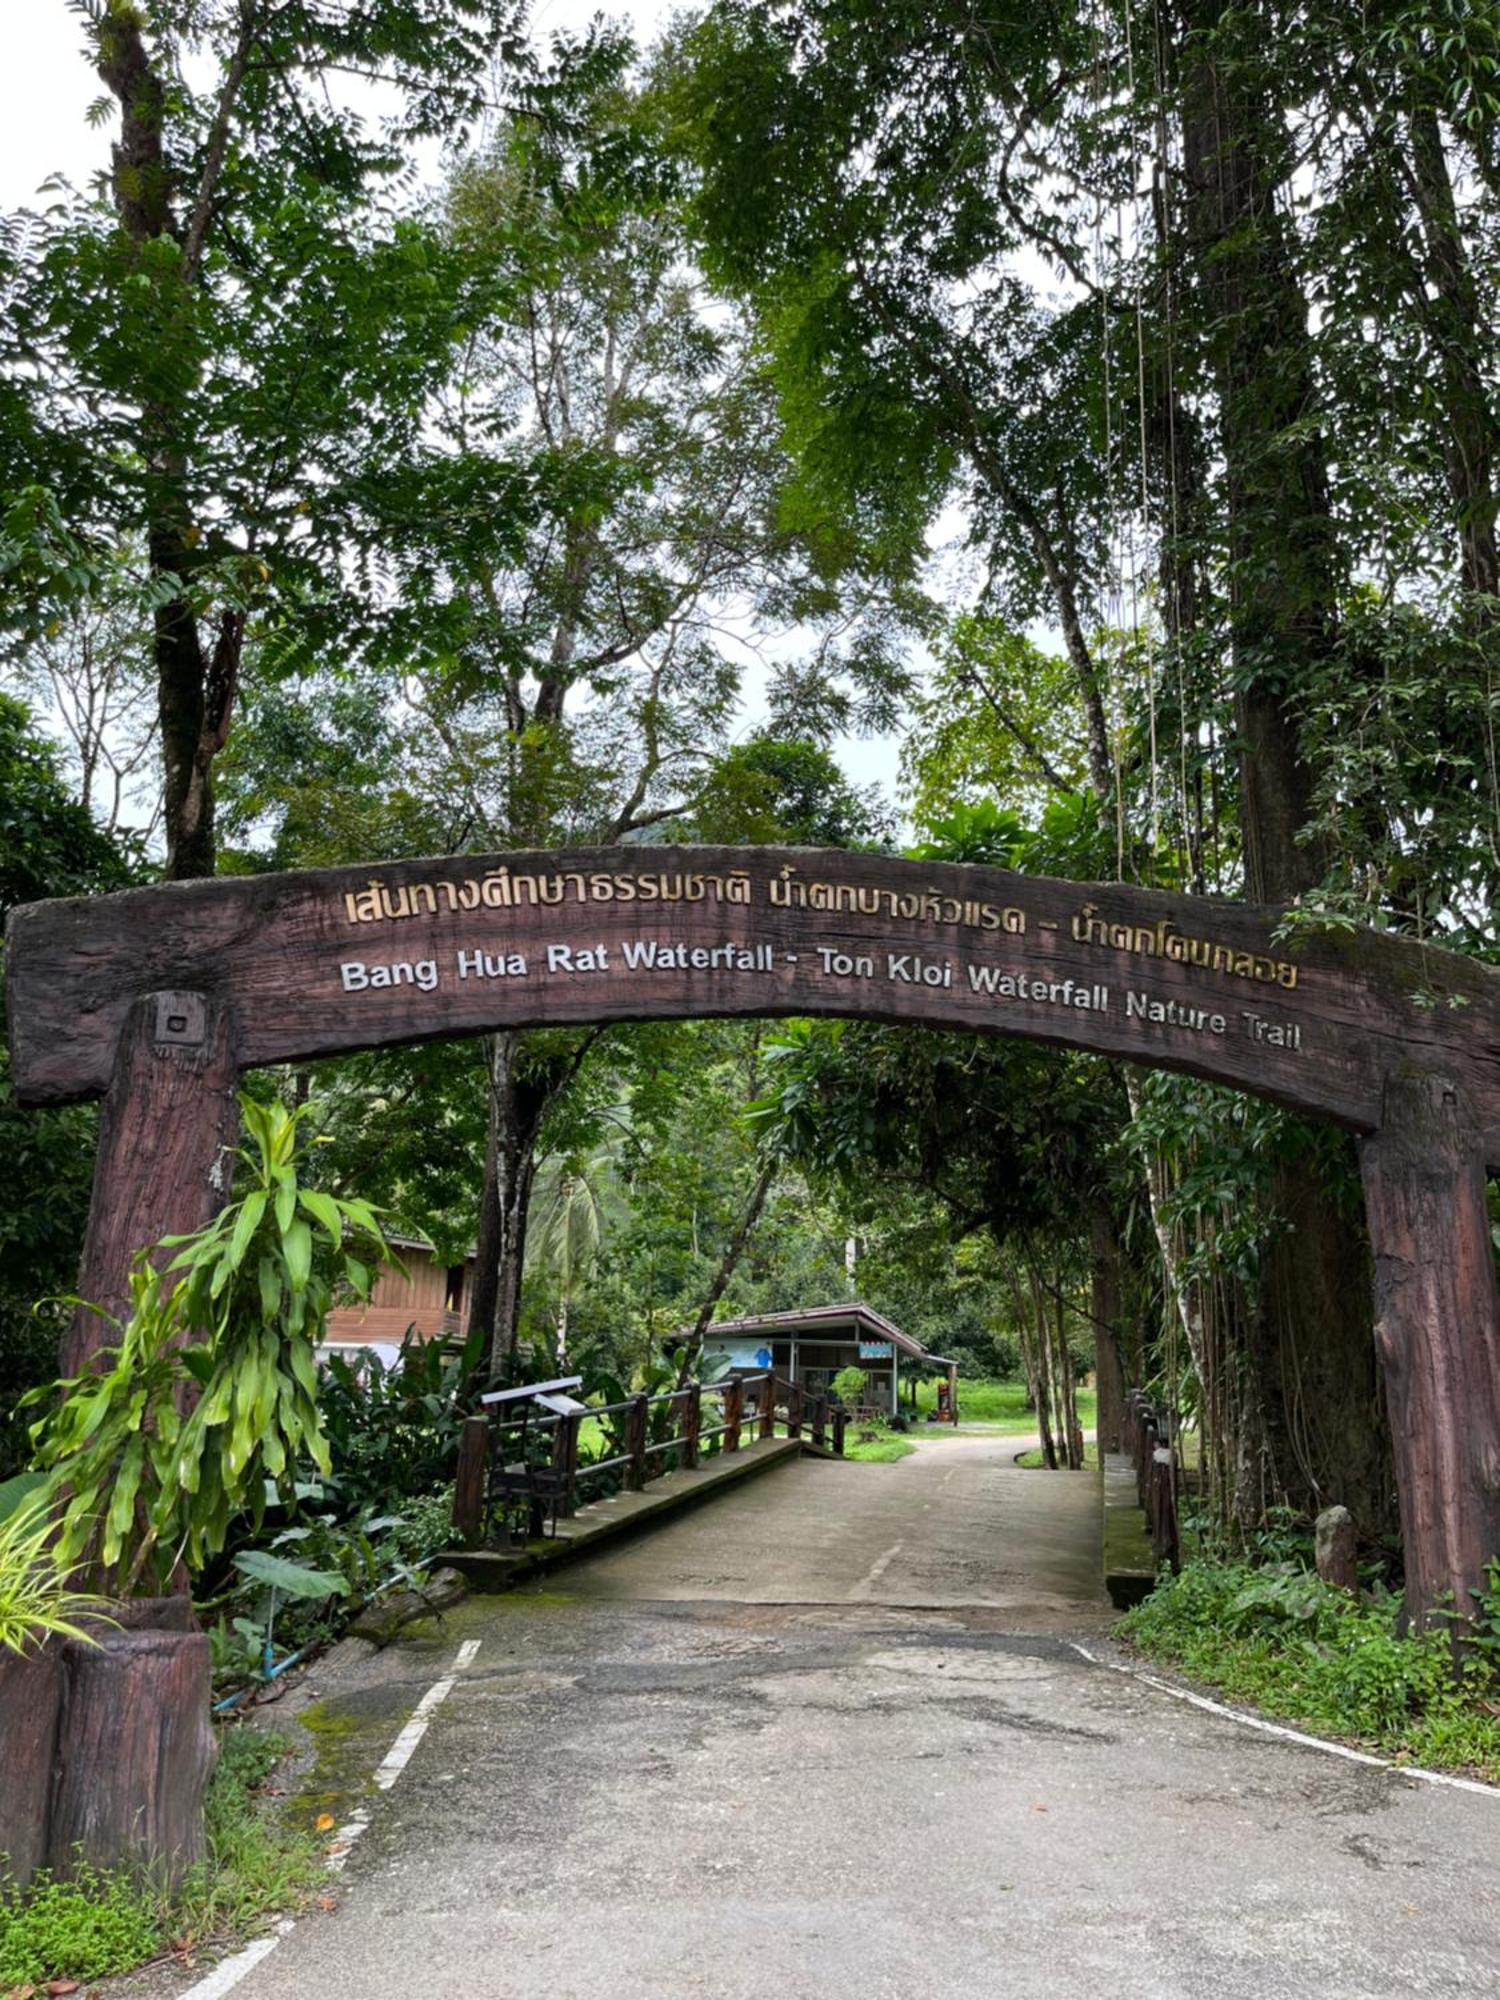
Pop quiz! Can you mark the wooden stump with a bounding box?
[0,1644,65,1884]
[47,1626,217,1884]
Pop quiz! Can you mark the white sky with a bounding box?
[0,3,908,815]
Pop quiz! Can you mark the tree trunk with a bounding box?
[677,1153,778,1385]
[1178,7,1395,1540]
[1178,3,1334,905]
[1258,1146,1393,1538]
[95,9,248,883]
[1090,1202,1127,1453]
[467,1032,545,1383]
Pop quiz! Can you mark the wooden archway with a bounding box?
[8,844,1500,1620]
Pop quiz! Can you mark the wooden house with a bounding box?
[705,1304,959,1421]
[321,1235,475,1363]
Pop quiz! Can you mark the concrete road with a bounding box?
[225,1436,1500,2000]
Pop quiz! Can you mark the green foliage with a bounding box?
[842,1429,917,1463]
[0,1729,321,1988]
[317,1331,479,1514]
[830,1365,868,1405]
[687,735,895,848]
[1121,1560,1500,1778]
[0,1492,110,1655]
[0,696,137,1478]
[0,1863,162,1989]
[28,1096,390,1594]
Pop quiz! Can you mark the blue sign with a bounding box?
[858,1340,894,1359]
[754,1346,773,1368]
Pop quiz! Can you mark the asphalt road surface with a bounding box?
[216,1435,1500,2000]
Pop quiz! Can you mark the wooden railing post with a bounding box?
[724,1377,743,1453]
[625,1394,648,1490]
[759,1374,775,1440]
[453,1415,490,1547]
[787,1381,803,1440]
[554,1411,582,1517]
[679,1383,702,1470]
[812,1395,827,1451]
[831,1406,846,1457]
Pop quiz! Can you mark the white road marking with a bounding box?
[848,1539,904,1600]
[1071,1643,1499,1798]
[178,1639,482,2000]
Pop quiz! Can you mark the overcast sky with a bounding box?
[2,4,908,811]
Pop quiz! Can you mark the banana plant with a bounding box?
[27,1095,392,1597]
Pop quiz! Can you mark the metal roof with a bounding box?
[697,1302,951,1365]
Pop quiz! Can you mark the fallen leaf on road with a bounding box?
[315,1813,336,1832]
[1030,1804,1048,1812]
[316,1895,339,1911]
[46,1983,82,1996]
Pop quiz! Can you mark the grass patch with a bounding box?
[1118,1559,1500,1781]
[912,1377,1097,1434]
[1014,1443,1099,1469]
[0,1726,322,1990]
[842,1431,917,1463]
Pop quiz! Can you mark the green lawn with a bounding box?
[1015,1442,1099,1469]
[841,1430,918,1463]
[911,1376,1096,1434]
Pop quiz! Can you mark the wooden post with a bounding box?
[812,1394,827,1450]
[453,1416,490,1547]
[724,1377,743,1453]
[66,991,241,1376]
[1359,1068,1500,1630]
[759,1374,775,1439]
[948,1362,959,1426]
[679,1383,702,1470]
[625,1394,648,1490]
[832,1406,846,1457]
[554,1411,582,1516]
[786,1381,803,1440]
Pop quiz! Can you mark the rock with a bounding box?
[1315,1505,1359,1595]
[346,1567,468,1647]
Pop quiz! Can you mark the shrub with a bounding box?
[26,1096,390,1594]
[831,1365,868,1407]
[318,1331,477,1513]
[0,1483,108,1655]
[1120,1557,1500,1778]
[0,1865,161,1988]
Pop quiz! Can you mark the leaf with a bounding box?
[299,1188,345,1245]
[228,1190,268,1270]
[0,1471,46,1522]
[284,1218,312,1294]
[315,1813,336,1832]
[274,1172,297,1235]
[232,1549,349,1600]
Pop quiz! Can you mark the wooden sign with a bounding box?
[7,843,1498,1153]
[5,843,1500,1629]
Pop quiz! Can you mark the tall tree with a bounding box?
[1,0,522,876]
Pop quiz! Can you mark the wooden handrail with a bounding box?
[452,1368,842,1547]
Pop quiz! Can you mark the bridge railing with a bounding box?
[452,1370,843,1547]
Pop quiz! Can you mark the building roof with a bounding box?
[701,1302,954,1368]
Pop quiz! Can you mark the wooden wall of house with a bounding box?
[324,1247,463,1346]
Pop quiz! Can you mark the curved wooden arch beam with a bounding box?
[8,845,1499,1150]
[7,844,1500,1626]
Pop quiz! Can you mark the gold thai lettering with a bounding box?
[1069,903,1299,990]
